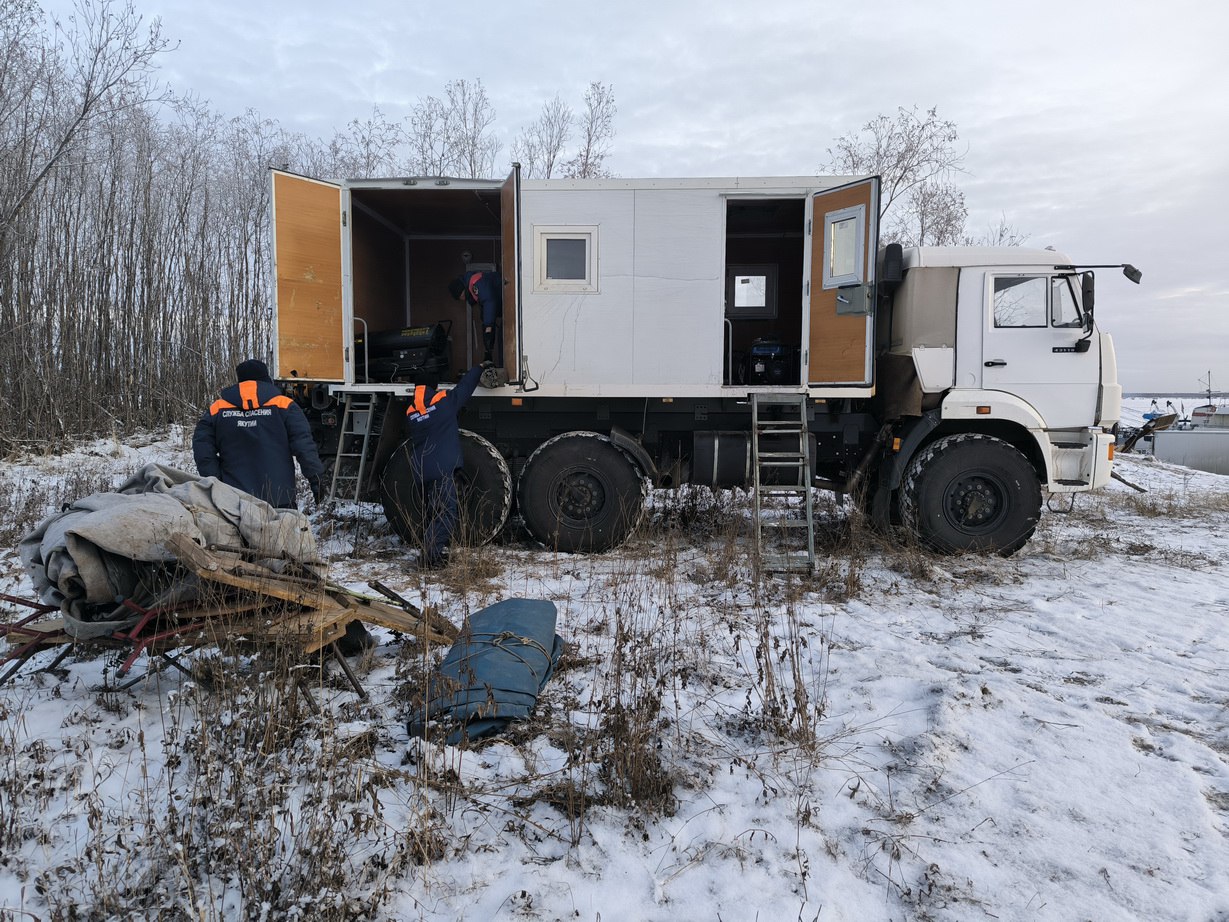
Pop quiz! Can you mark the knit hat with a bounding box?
[236,359,272,382]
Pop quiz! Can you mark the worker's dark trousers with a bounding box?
[422,474,459,566]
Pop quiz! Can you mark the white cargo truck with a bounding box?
[269,167,1137,560]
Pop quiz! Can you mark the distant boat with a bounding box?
[1189,404,1229,429]
[1148,371,1229,475]
[1187,371,1226,429]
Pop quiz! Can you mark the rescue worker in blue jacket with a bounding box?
[448,269,503,364]
[192,359,326,509]
[404,364,485,568]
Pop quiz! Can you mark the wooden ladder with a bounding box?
[751,392,816,574]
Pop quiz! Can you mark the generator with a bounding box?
[357,323,450,383]
[747,337,798,385]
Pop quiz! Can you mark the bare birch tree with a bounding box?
[0,0,170,249]
[824,105,969,246]
[406,92,452,176]
[563,82,616,179]
[512,94,572,179]
[445,78,499,179]
[966,213,1030,247]
[330,105,405,177]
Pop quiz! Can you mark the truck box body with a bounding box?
[272,170,880,399]
[269,167,1125,558]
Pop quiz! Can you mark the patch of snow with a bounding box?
[1,416,1227,920]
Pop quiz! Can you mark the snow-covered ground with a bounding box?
[1,400,1227,921]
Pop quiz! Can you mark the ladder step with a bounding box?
[750,392,809,403]
[761,555,815,573]
[751,392,816,573]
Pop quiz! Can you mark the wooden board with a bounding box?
[246,609,351,654]
[336,594,457,644]
[3,617,70,646]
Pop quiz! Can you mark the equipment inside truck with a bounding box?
[348,183,505,382]
[723,198,804,385]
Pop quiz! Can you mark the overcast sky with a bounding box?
[42,0,1229,393]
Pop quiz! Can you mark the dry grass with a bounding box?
[8,458,1215,918]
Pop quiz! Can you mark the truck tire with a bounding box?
[900,433,1041,556]
[380,429,512,548]
[518,431,647,553]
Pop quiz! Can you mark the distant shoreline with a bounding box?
[1124,393,1225,400]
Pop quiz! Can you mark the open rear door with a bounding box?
[271,170,344,381]
[500,165,521,380]
[806,177,879,386]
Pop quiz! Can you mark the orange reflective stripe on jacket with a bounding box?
[210,389,294,416]
[407,385,448,418]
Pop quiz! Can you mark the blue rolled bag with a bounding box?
[408,598,563,745]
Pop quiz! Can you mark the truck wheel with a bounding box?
[379,430,512,548]
[518,431,647,553]
[900,433,1041,556]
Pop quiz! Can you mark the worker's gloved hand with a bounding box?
[481,359,495,370]
[308,476,326,504]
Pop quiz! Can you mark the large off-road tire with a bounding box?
[517,431,647,553]
[380,429,512,548]
[900,433,1041,556]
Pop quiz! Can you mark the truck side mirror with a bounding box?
[877,243,903,301]
[1081,271,1095,329]
[880,243,903,285]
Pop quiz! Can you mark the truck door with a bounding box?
[979,271,1099,429]
[806,177,879,386]
[500,165,521,380]
[270,170,344,382]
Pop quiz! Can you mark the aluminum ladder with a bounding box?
[751,392,816,573]
[328,392,384,502]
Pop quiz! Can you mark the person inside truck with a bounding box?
[403,363,486,569]
[448,269,502,364]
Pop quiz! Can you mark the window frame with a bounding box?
[991,274,1049,329]
[992,273,1088,330]
[533,224,599,294]
[821,204,866,290]
[725,263,779,320]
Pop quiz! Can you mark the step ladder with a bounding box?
[751,393,816,574]
[329,393,385,502]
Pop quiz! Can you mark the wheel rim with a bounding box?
[942,470,1008,534]
[552,467,607,524]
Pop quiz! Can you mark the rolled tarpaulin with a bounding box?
[408,598,563,745]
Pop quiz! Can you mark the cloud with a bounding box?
[34,0,1229,391]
